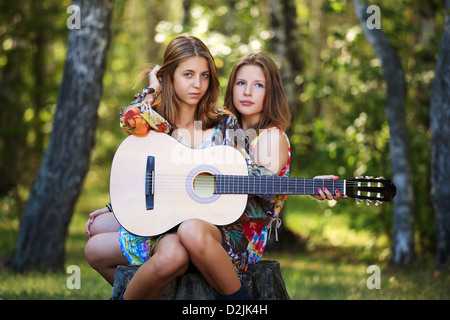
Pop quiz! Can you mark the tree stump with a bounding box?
[110,260,290,300]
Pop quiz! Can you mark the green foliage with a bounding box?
[287,0,444,252]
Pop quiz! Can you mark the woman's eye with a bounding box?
[202,73,209,79]
[236,81,245,86]
[256,83,265,88]
[184,73,192,78]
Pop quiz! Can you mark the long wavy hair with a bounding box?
[224,52,291,131]
[135,35,220,129]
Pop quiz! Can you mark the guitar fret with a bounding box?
[279,176,281,194]
[231,175,233,194]
[272,177,275,194]
[262,176,265,194]
[231,175,234,194]
[258,176,260,194]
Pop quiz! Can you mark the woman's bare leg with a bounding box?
[84,232,129,285]
[123,234,189,300]
[89,212,120,237]
[177,219,242,295]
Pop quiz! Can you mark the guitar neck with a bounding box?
[214,175,346,196]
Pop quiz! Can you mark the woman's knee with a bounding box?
[84,236,104,268]
[152,236,189,277]
[89,212,120,237]
[177,219,220,255]
[84,232,125,268]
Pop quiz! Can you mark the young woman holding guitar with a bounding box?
[223,52,346,265]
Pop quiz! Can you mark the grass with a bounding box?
[265,250,448,300]
[265,196,449,300]
[0,188,448,300]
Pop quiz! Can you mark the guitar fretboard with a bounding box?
[214,176,346,195]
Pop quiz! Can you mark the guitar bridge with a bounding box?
[145,156,155,210]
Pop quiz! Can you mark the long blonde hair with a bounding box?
[136,35,220,129]
[224,52,291,131]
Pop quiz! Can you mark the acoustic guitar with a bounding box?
[110,131,396,236]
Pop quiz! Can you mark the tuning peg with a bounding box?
[366,199,373,206]
[376,176,384,180]
[356,198,362,205]
[365,175,374,179]
[375,200,383,206]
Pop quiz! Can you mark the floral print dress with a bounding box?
[242,126,290,264]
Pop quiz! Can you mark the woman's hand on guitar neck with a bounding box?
[311,175,347,201]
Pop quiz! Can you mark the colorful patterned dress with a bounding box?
[242,126,291,264]
[117,100,279,275]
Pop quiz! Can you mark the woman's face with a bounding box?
[173,56,210,109]
[232,64,266,124]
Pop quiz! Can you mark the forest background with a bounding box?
[0,0,449,299]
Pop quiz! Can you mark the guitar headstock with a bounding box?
[346,176,396,206]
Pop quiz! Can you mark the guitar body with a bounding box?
[110,131,249,237]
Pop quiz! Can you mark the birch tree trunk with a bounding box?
[354,0,415,265]
[430,0,450,270]
[11,0,114,272]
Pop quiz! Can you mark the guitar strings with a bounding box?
[145,175,364,187]
[145,173,365,183]
[141,174,377,186]
[140,175,375,195]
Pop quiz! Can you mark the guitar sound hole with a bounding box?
[193,172,216,198]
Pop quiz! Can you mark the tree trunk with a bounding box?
[11,0,114,272]
[430,0,450,270]
[110,260,290,300]
[354,0,415,265]
[267,0,303,126]
[146,0,163,62]
[182,0,192,29]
